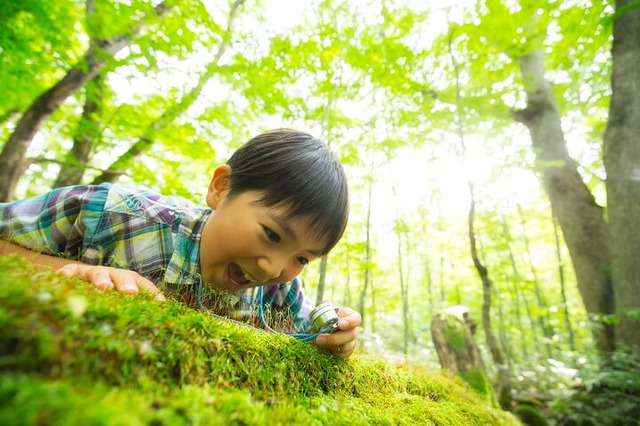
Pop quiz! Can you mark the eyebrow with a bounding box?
[266,211,321,257]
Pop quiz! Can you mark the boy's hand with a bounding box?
[314,306,361,359]
[57,264,165,301]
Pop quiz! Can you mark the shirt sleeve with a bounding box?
[0,185,109,260]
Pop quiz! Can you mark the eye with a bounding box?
[262,226,281,243]
[297,256,309,266]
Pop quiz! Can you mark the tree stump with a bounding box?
[431,305,483,374]
[431,306,497,405]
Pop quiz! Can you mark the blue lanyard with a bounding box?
[195,281,332,342]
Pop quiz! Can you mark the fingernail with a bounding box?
[156,293,166,302]
[122,283,137,292]
[316,336,327,345]
[339,320,349,328]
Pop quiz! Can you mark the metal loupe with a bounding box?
[310,302,340,333]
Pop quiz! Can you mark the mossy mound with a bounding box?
[0,255,520,425]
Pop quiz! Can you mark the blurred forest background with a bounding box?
[1,0,639,423]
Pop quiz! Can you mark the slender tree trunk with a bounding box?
[603,0,640,348]
[509,278,528,360]
[419,208,435,310]
[469,197,510,409]
[494,286,514,368]
[448,26,510,409]
[344,252,351,307]
[513,50,615,354]
[499,214,536,360]
[358,152,374,326]
[439,257,445,302]
[393,205,410,360]
[91,0,245,185]
[397,226,410,361]
[315,255,329,306]
[500,214,552,360]
[553,214,576,351]
[517,205,555,355]
[425,256,434,309]
[53,74,104,188]
[0,2,171,201]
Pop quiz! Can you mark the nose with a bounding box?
[256,255,286,282]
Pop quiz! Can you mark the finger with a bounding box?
[108,269,140,295]
[333,341,356,358]
[57,263,81,277]
[84,266,116,291]
[134,273,165,301]
[336,308,362,330]
[315,328,358,348]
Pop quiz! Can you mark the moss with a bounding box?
[443,316,467,351]
[460,368,498,407]
[0,255,521,425]
[515,404,550,426]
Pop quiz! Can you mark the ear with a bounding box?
[206,165,232,209]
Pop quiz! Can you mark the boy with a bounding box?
[0,129,360,358]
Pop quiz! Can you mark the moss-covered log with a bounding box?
[0,255,520,425]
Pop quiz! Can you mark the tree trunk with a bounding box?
[469,196,510,409]
[315,255,329,306]
[603,0,640,348]
[343,251,352,307]
[53,74,104,188]
[90,0,245,185]
[513,50,615,354]
[554,214,576,351]
[431,307,499,405]
[0,2,171,201]
[499,214,535,360]
[358,153,374,326]
[431,308,484,374]
[393,211,410,361]
[448,26,510,409]
[518,205,555,356]
[494,286,514,369]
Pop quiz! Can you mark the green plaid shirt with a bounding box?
[0,184,312,332]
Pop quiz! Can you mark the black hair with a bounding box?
[226,129,349,255]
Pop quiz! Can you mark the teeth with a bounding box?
[242,268,257,283]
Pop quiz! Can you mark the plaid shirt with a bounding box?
[0,184,312,332]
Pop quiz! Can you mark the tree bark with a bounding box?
[448,25,510,409]
[498,213,535,360]
[603,0,640,348]
[431,307,484,374]
[518,205,555,355]
[0,2,171,201]
[553,214,576,351]
[53,74,104,188]
[315,255,329,306]
[513,50,615,354]
[358,153,374,326]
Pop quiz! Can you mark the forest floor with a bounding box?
[0,254,520,425]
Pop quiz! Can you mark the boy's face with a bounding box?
[199,165,326,293]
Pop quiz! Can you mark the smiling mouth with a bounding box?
[228,262,260,286]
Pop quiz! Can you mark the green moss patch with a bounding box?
[0,255,519,425]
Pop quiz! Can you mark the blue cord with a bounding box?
[196,280,331,342]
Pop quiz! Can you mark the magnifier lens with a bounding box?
[310,302,339,332]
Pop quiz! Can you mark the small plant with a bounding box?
[551,349,640,426]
